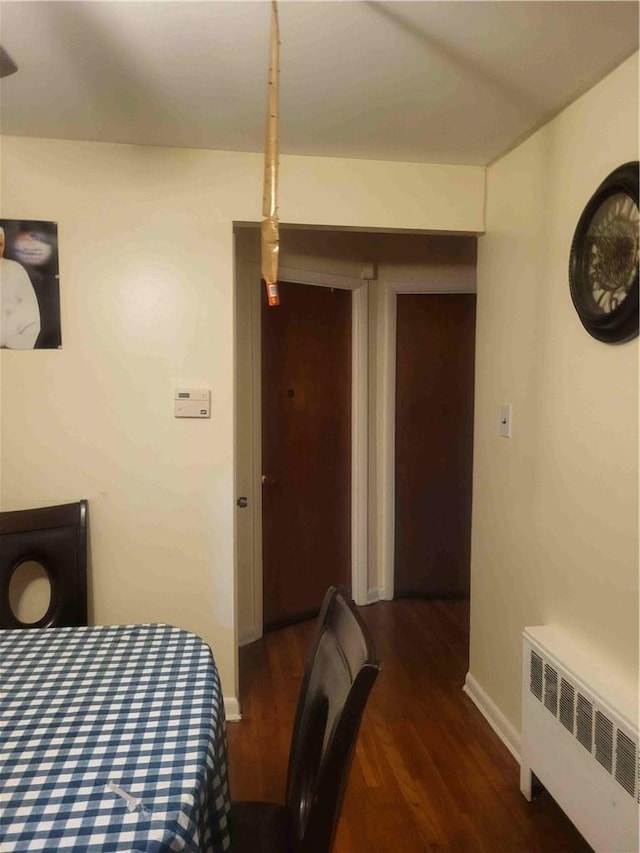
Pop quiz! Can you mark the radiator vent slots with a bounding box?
[595,711,613,773]
[528,648,638,801]
[530,651,543,701]
[544,664,559,716]
[615,730,637,798]
[559,679,575,733]
[576,694,594,753]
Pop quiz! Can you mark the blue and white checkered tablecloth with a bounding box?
[0,623,231,852]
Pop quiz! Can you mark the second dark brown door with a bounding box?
[261,281,352,629]
[394,293,476,598]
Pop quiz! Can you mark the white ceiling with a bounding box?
[0,1,637,166]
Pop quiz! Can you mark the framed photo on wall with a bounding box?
[0,219,61,349]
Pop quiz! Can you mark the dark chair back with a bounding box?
[285,586,380,853]
[0,500,88,628]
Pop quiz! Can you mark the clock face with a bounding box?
[569,162,639,344]
[585,192,639,315]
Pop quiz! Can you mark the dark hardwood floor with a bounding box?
[227,599,593,852]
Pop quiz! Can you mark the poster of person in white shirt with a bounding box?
[0,220,61,349]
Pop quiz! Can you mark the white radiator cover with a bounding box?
[521,626,639,853]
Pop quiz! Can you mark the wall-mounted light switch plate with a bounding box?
[500,403,512,438]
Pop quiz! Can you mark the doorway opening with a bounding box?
[234,225,477,649]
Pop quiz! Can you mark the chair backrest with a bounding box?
[285,586,380,853]
[0,500,88,628]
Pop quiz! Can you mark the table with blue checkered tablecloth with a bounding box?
[0,623,231,852]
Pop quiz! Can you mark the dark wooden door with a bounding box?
[262,281,352,629]
[394,293,476,598]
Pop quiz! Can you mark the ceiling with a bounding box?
[0,1,637,167]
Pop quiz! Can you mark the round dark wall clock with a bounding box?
[569,161,639,343]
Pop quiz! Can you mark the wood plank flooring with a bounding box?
[227,599,593,852]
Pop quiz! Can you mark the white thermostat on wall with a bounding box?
[174,388,211,418]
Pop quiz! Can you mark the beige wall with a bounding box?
[0,136,484,704]
[469,53,639,742]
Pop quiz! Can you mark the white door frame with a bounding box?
[247,264,369,642]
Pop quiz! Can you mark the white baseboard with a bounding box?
[224,696,242,722]
[238,626,261,647]
[463,671,521,763]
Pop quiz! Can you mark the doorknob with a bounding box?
[261,474,277,485]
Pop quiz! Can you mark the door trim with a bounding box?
[248,264,369,641]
